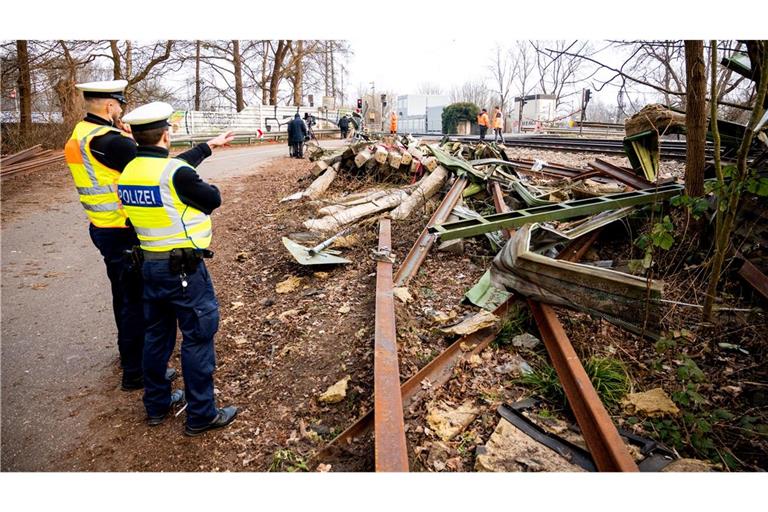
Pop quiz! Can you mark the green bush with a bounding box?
[442,102,480,134]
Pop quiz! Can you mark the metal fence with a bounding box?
[170,105,354,138]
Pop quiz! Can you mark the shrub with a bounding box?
[442,102,480,134]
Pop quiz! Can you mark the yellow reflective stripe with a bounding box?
[79,126,110,187]
[81,201,120,212]
[77,185,115,195]
[138,229,212,248]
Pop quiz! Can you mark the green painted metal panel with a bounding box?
[429,183,684,241]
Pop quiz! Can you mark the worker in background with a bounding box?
[389,111,398,135]
[477,108,490,141]
[64,80,211,391]
[117,102,237,434]
[288,113,308,158]
[493,106,505,144]
[339,115,350,139]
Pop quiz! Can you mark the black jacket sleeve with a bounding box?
[172,166,221,215]
[89,132,138,172]
[176,143,212,167]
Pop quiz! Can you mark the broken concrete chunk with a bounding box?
[622,388,680,417]
[330,234,360,249]
[426,441,456,472]
[493,355,533,376]
[441,310,499,336]
[511,333,541,350]
[426,400,481,441]
[276,276,302,294]
[337,305,351,314]
[318,376,351,404]
[424,308,455,324]
[660,458,715,472]
[393,287,413,304]
[475,420,586,472]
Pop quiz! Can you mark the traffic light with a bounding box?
[381,93,387,108]
[583,89,591,108]
[357,98,363,109]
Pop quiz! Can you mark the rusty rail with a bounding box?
[393,176,468,286]
[311,299,516,465]
[528,301,638,471]
[738,258,768,301]
[588,158,655,190]
[373,218,409,472]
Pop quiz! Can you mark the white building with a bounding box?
[509,94,556,131]
[394,94,451,134]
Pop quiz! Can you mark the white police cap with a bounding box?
[75,79,128,103]
[122,102,174,132]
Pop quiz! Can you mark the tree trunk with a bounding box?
[233,40,245,112]
[292,40,303,106]
[324,41,330,97]
[55,42,81,133]
[269,40,290,105]
[110,40,122,79]
[125,41,133,81]
[330,41,336,101]
[684,40,706,197]
[16,40,32,143]
[261,41,269,105]
[194,40,201,110]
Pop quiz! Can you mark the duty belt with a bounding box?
[141,248,214,260]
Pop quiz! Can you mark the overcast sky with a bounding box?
[6,0,762,113]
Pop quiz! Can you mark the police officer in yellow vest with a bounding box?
[118,102,237,435]
[65,80,203,391]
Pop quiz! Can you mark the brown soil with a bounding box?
[8,148,764,473]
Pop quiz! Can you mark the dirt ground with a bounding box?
[2,145,766,472]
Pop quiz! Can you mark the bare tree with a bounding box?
[510,41,537,129]
[417,82,444,95]
[488,44,514,113]
[450,80,491,109]
[531,40,591,115]
[105,40,174,103]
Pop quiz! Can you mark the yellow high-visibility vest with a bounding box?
[64,121,131,228]
[117,156,212,251]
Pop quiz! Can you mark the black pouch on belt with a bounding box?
[124,245,144,272]
[169,249,183,274]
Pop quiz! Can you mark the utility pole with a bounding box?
[370,81,376,130]
[579,88,591,136]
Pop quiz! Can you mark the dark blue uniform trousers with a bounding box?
[141,259,219,428]
[89,224,144,379]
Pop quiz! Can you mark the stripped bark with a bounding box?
[304,190,409,232]
[390,166,449,220]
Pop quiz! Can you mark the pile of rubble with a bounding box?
[274,131,766,473]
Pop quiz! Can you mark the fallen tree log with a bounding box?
[355,148,373,168]
[304,189,409,232]
[390,165,449,220]
[305,163,339,200]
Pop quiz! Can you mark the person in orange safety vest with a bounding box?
[477,108,490,141]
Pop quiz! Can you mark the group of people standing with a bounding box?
[477,106,505,143]
[64,79,238,437]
